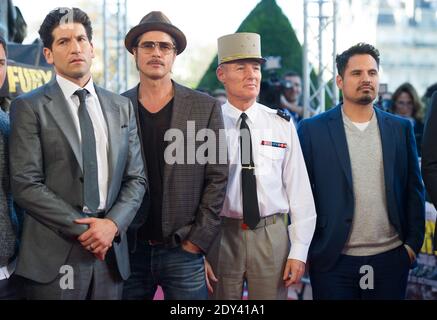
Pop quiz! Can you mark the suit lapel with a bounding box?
[44,80,83,171]
[375,108,395,193]
[95,86,120,189]
[124,85,140,119]
[169,82,192,133]
[125,85,147,166]
[163,82,192,187]
[327,105,353,191]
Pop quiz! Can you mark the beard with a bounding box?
[356,94,374,105]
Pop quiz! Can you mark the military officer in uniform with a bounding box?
[206,32,317,300]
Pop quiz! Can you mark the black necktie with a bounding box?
[240,113,260,229]
[74,89,100,212]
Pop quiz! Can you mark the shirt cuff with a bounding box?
[288,242,310,263]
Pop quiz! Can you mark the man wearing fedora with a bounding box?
[206,33,316,299]
[121,11,228,300]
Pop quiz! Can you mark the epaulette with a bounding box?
[276,109,291,122]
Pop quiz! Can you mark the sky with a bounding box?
[13,0,416,49]
[13,0,414,87]
[13,0,309,86]
[14,0,306,46]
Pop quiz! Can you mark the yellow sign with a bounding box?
[422,219,436,256]
[7,65,53,94]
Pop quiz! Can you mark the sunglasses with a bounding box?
[136,41,176,55]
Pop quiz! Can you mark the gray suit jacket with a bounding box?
[123,82,228,253]
[9,79,146,282]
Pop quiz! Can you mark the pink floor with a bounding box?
[152,283,311,300]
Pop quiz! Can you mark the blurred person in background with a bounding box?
[391,82,424,156]
[279,71,303,124]
[423,83,437,122]
[212,88,227,105]
[376,83,392,112]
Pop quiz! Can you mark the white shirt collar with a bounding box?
[223,100,259,127]
[56,74,98,100]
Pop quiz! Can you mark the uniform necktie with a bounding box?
[74,89,100,212]
[240,113,260,229]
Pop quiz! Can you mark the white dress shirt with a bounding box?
[56,75,109,211]
[0,259,16,280]
[221,101,317,262]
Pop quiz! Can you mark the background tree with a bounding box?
[198,0,304,92]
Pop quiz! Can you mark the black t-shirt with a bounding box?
[137,98,174,241]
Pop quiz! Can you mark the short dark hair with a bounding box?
[336,43,380,77]
[283,70,301,79]
[0,35,7,56]
[38,7,93,49]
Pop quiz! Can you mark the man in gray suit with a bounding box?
[121,11,228,300]
[9,8,146,300]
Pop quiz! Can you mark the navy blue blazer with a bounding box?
[298,104,425,272]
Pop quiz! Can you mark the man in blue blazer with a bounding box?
[298,43,425,299]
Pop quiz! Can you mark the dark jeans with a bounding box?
[310,245,411,300]
[123,241,207,300]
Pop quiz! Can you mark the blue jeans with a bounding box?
[122,241,207,300]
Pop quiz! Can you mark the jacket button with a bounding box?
[79,177,84,183]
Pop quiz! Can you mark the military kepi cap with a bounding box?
[217,32,266,65]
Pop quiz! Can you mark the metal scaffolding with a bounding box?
[303,0,338,118]
[102,0,129,93]
[100,0,339,102]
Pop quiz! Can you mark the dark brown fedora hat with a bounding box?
[125,11,187,55]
